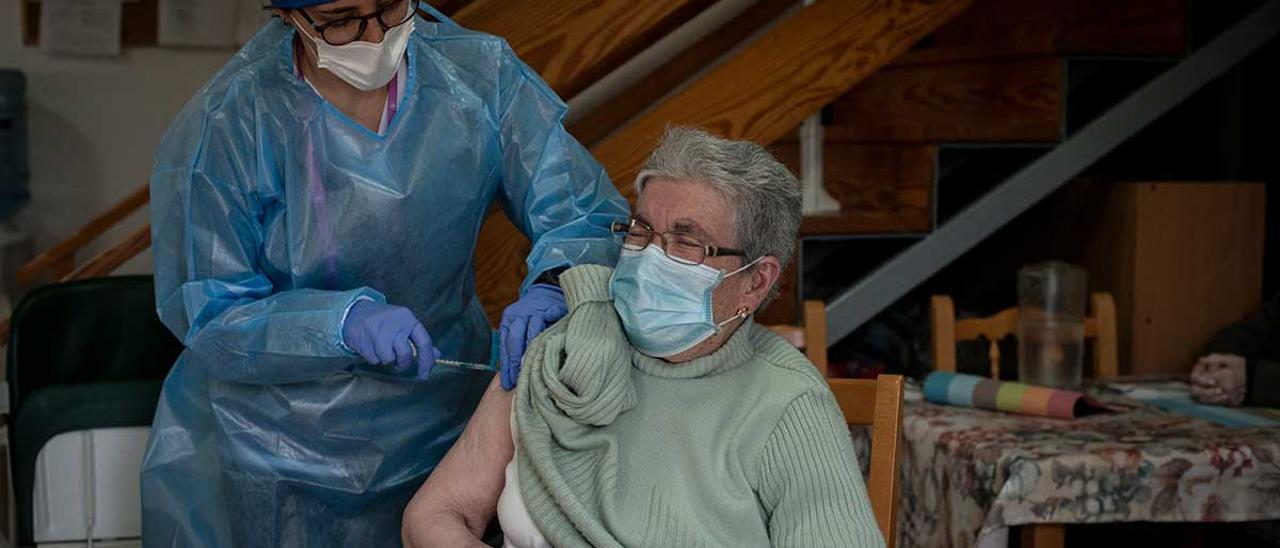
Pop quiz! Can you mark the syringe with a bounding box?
[435,358,497,373]
[410,341,497,373]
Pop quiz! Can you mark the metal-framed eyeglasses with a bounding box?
[290,0,419,46]
[610,218,748,266]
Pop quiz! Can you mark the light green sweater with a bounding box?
[514,265,884,548]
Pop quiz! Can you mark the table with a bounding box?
[884,386,1280,548]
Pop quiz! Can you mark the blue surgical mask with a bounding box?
[609,244,761,358]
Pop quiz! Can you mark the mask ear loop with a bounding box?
[725,256,764,278]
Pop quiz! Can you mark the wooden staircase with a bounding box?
[4,0,1199,351]
[759,0,1191,328]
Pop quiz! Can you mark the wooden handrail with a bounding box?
[64,224,152,282]
[14,183,149,286]
[0,224,151,347]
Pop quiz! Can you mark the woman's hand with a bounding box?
[499,284,568,390]
[343,300,440,379]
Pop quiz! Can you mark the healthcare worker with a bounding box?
[140,0,628,546]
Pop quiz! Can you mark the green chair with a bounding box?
[5,276,181,546]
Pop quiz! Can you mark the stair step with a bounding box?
[1065,57,1220,181]
[930,0,1187,58]
[826,57,1064,144]
[935,144,1053,224]
[426,0,473,16]
[457,0,715,99]
[805,58,1179,236]
[1080,63,1260,182]
[590,0,973,196]
[772,143,935,235]
[765,235,926,326]
[801,237,922,303]
[570,0,795,147]
[1065,58,1178,135]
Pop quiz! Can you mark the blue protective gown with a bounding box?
[140,10,628,547]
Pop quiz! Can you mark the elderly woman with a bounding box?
[401,128,883,548]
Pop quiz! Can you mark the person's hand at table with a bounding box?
[1190,353,1247,406]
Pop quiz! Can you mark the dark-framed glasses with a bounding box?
[610,218,748,266]
[292,0,419,46]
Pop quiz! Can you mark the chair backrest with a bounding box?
[827,375,904,548]
[5,275,183,411]
[766,300,829,375]
[930,292,1118,379]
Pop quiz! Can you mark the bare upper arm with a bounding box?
[402,376,514,547]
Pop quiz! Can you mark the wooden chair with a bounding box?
[766,300,829,376]
[930,293,1118,548]
[828,375,905,548]
[930,292,1119,380]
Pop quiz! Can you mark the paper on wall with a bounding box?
[157,0,238,47]
[39,0,124,57]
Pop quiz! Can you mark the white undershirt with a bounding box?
[496,409,551,548]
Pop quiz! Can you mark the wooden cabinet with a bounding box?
[1081,182,1265,376]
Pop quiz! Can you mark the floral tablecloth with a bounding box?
[870,388,1280,548]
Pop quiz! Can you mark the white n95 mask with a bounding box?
[609,244,759,358]
[295,16,414,91]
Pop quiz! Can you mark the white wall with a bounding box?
[0,2,236,275]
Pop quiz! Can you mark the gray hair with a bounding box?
[635,127,802,293]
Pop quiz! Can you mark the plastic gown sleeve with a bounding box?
[152,127,380,385]
[492,43,630,294]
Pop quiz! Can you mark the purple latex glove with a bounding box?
[499,283,568,390]
[342,300,440,380]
